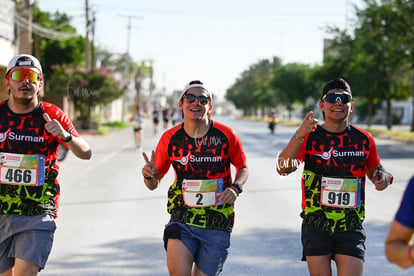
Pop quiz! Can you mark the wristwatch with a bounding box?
[61,130,73,142]
[231,183,243,195]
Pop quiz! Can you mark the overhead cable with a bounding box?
[14,12,81,40]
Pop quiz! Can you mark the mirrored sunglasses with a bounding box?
[183,93,210,105]
[7,68,42,83]
[323,92,352,104]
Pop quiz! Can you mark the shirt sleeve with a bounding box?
[154,132,172,176]
[366,133,380,169]
[228,129,247,170]
[42,102,79,137]
[395,176,414,228]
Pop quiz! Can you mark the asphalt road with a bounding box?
[41,116,414,276]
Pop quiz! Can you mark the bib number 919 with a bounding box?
[321,190,356,208]
[327,191,350,206]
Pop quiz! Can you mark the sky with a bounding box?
[36,0,364,98]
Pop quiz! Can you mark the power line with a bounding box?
[118,14,143,55]
[14,11,80,40]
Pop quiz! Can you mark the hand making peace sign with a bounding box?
[142,150,158,181]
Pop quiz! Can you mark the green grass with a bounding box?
[100,121,128,129]
[243,116,414,143]
[365,128,414,143]
[97,121,128,135]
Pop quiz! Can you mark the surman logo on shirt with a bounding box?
[178,153,191,165]
[0,129,44,143]
[0,129,11,142]
[177,153,223,166]
[316,147,365,160]
[315,148,335,160]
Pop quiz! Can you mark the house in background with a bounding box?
[373,98,413,125]
[0,0,127,128]
[0,0,17,100]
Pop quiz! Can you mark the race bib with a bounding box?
[0,153,45,186]
[320,176,362,208]
[182,178,224,207]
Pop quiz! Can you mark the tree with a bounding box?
[393,0,414,131]
[224,0,414,130]
[48,66,124,129]
[318,0,412,128]
[226,72,257,116]
[321,27,383,126]
[32,4,85,78]
[226,57,282,116]
[353,0,411,129]
[32,4,131,128]
[270,63,316,119]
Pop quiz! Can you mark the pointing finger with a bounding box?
[304,111,313,120]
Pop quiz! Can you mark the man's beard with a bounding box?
[12,93,35,106]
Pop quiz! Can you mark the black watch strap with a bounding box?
[61,131,73,142]
[231,183,243,195]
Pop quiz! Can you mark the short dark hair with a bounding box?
[189,80,203,85]
[180,80,210,101]
[321,78,352,100]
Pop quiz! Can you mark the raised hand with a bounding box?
[296,111,319,140]
[43,113,66,138]
[142,150,158,179]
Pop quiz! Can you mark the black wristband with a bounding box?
[61,131,73,142]
[231,183,243,195]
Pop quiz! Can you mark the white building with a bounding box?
[373,98,413,125]
[391,98,413,124]
[0,0,17,100]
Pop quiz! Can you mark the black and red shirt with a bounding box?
[155,120,247,232]
[296,124,380,233]
[0,100,79,217]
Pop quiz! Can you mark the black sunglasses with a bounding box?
[322,92,352,104]
[183,93,210,105]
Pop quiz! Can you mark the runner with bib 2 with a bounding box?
[141,80,248,276]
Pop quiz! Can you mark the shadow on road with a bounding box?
[44,222,414,276]
[44,238,167,276]
[376,143,414,159]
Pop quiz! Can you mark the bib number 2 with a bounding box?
[182,178,224,207]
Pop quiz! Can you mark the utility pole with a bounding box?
[118,14,142,117]
[118,15,141,86]
[125,15,136,57]
[84,0,91,69]
[90,10,96,68]
[16,0,32,54]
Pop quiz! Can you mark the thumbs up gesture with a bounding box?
[43,113,68,140]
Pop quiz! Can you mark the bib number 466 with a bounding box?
[1,168,35,185]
